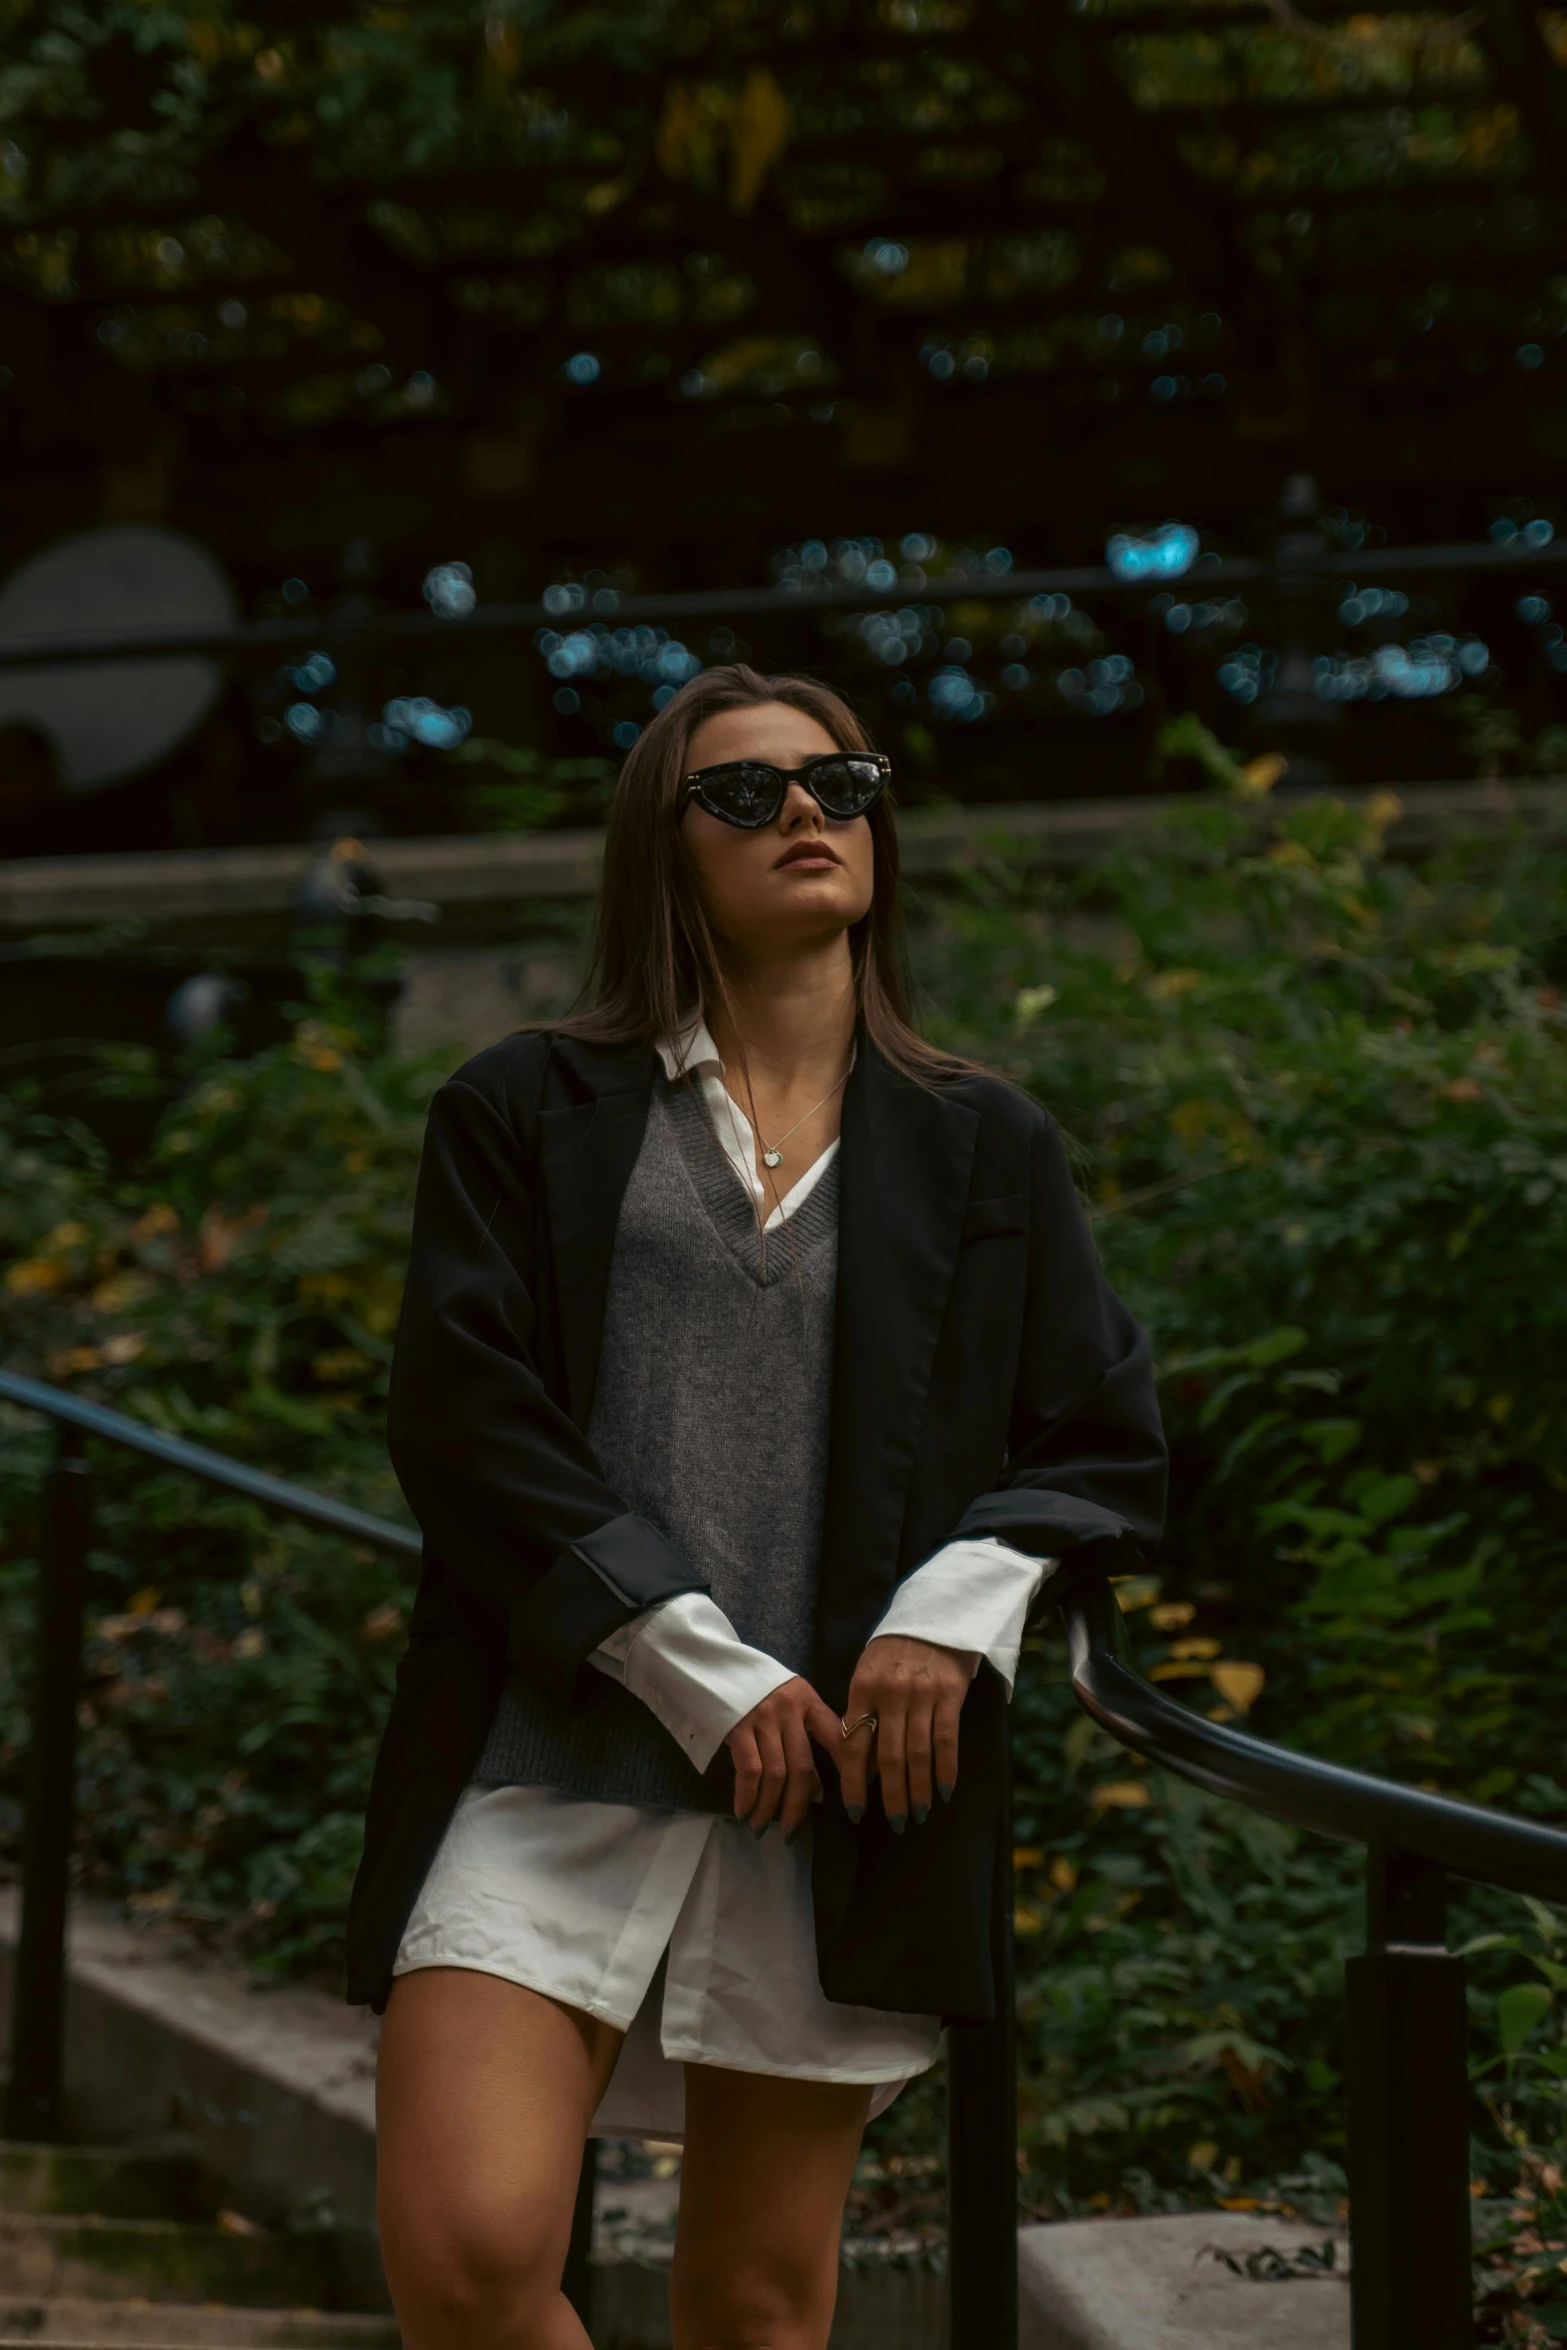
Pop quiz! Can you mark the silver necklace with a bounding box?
[749,1066,850,1170]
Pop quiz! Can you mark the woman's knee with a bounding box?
[672,2245,836,2350]
[380,2182,565,2340]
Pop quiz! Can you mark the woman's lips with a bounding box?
[775,842,841,869]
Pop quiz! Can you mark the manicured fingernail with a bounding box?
[939,1781,955,1804]
[913,1802,929,1825]
[846,1802,864,1824]
[888,1812,907,1835]
[752,1821,768,1840]
[784,1825,800,1847]
[811,1781,824,1804]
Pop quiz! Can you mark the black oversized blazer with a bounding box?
[346,1027,1167,2022]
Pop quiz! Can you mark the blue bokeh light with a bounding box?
[1106,523,1199,584]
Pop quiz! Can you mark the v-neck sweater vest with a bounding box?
[475,1076,839,1811]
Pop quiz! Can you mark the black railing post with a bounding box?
[6,1421,93,2140]
[947,1734,1017,2350]
[1345,1845,1471,2350]
[562,2138,596,2327]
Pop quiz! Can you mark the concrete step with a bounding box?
[0,2216,390,2315]
[0,2144,210,2222]
[1020,2210,1350,2350]
[0,2303,399,2346]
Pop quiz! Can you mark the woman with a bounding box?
[351,666,1166,2350]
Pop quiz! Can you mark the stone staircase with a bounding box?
[0,2141,400,2348]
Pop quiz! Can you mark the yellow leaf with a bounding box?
[1012,1846,1043,1871]
[1091,1780,1152,1810]
[1239,753,1287,796]
[1015,983,1058,1027]
[1211,1661,1266,1713]
[1148,968,1202,1002]
[1113,1576,1161,1613]
[1013,1901,1045,1937]
[1149,1601,1196,1630]
[5,1257,68,1295]
[1170,1637,1221,1660]
[1188,2140,1219,2171]
[730,69,792,212]
[1049,1856,1078,1892]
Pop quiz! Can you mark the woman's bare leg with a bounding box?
[377,1966,623,2350]
[670,2065,871,2350]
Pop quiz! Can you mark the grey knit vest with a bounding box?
[475,1074,839,1812]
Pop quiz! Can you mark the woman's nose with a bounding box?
[778,782,822,829]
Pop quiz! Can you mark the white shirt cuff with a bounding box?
[868,1536,1055,1698]
[590,1591,795,1771]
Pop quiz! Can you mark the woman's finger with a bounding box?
[836,1699,876,1821]
[748,1717,789,1831]
[805,1693,844,1768]
[933,1686,963,1803]
[729,1723,761,1823]
[904,1690,936,1820]
[778,1709,819,1841]
[875,1697,910,1832]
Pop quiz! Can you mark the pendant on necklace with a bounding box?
[763,1148,783,1169]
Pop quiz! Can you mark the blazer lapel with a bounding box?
[538,1040,654,1427]
[814,1041,979,1703]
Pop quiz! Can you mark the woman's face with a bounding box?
[678,701,876,959]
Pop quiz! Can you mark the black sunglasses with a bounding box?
[677,751,891,830]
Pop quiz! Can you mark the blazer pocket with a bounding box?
[961,1192,1027,1241]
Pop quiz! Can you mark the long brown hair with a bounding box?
[552,664,970,1082]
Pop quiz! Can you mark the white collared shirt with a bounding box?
[588,1019,1053,1767]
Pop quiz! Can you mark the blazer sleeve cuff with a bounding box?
[949,1492,1146,1597]
[508,1510,708,1704]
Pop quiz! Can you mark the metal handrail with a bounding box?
[1062,1572,1567,1904]
[0,1367,421,1563]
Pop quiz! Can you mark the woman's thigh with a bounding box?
[671,2064,871,2350]
[377,1966,623,2347]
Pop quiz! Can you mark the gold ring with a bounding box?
[840,1711,878,1740]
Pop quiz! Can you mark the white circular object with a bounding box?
[0,525,237,790]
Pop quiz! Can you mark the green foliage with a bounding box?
[456,738,617,835]
[0,970,435,1976]
[894,789,1567,2299]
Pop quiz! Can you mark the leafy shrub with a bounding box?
[0,974,432,1973]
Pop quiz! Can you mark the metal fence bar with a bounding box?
[946,1736,1017,2350]
[1063,1574,1567,1904]
[2,535,1566,671]
[5,1423,92,2139]
[1345,1848,1473,2350]
[0,1368,421,1564]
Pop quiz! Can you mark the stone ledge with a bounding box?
[2,781,1561,950]
[1020,2209,1350,2350]
[0,1891,377,2237]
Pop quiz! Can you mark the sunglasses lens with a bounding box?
[698,763,784,826]
[811,756,886,816]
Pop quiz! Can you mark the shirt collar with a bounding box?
[655,1017,861,1083]
[656,1017,723,1081]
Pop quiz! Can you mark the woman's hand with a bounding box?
[838,1635,972,1832]
[726,1676,843,1839]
